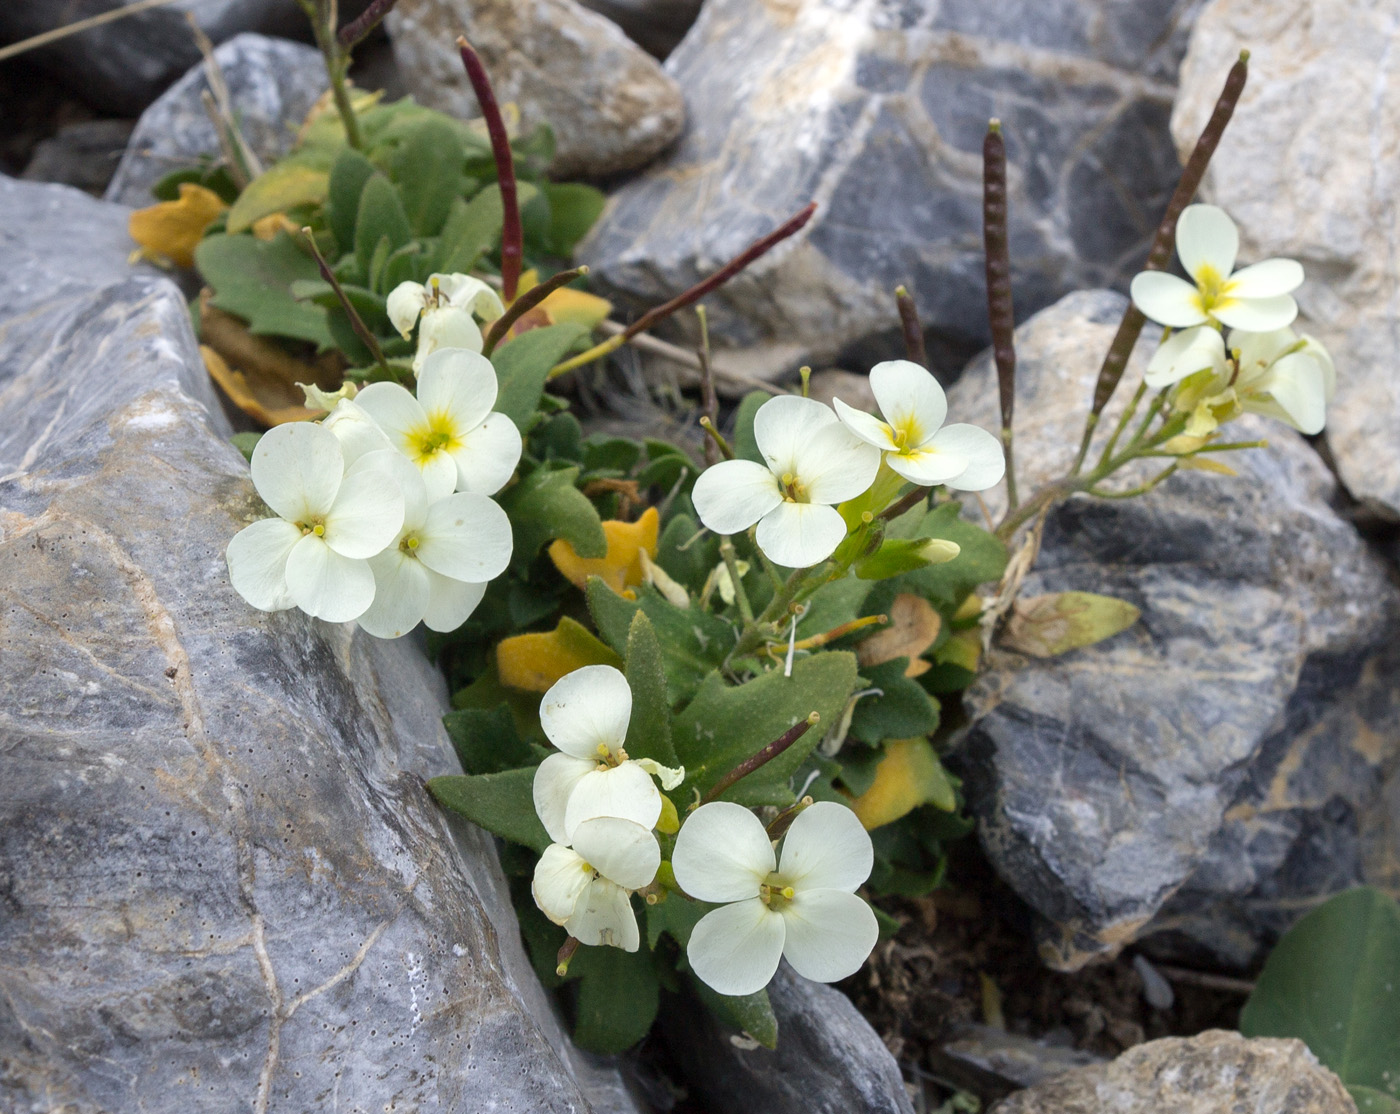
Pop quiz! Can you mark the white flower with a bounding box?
[691,395,880,568]
[531,665,684,845]
[386,273,505,372]
[672,800,878,997]
[355,452,512,639]
[322,397,394,467]
[1143,325,1229,390]
[354,347,522,501]
[226,422,404,623]
[832,360,1005,490]
[1130,204,1303,332]
[532,816,660,951]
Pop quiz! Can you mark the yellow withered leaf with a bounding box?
[226,161,329,235]
[497,616,623,693]
[128,183,227,269]
[856,593,941,677]
[549,507,659,594]
[1001,591,1140,658]
[850,737,957,830]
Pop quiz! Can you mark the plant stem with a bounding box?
[697,305,720,467]
[719,538,754,625]
[699,713,819,806]
[481,266,587,355]
[983,119,1019,512]
[1096,381,1147,469]
[301,227,390,375]
[457,37,522,301]
[300,0,363,150]
[879,485,931,523]
[1087,463,1178,498]
[337,0,399,47]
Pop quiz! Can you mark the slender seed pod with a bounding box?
[982,119,1018,508]
[457,37,523,302]
[894,286,928,370]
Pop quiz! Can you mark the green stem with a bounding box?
[1096,382,1148,469]
[1087,464,1178,499]
[719,538,754,625]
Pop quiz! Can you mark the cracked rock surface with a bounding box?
[0,176,638,1113]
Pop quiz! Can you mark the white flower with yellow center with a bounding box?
[832,360,1005,490]
[532,816,660,951]
[1130,204,1303,332]
[672,800,878,997]
[354,348,522,501]
[354,452,512,639]
[321,397,394,466]
[531,665,684,845]
[226,422,404,623]
[691,395,880,569]
[386,272,505,372]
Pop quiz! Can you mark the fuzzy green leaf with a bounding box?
[326,147,376,255]
[491,322,589,427]
[656,513,717,593]
[195,232,332,347]
[689,976,778,1050]
[499,464,606,569]
[230,432,261,462]
[427,768,549,852]
[225,157,329,235]
[443,703,535,775]
[623,611,678,766]
[586,582,732,705]
[899,502,1008,610]
[1351,1087,1400,1114]
[355,174,413,276]
[541,181,606,256]
[390,116,465,236]
[731,391,768,463]
[570,945,659,1054]
[848,658,941,744]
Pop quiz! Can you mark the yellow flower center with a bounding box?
[399,533,421,556]
[780,472,809,503]
[1192,263,1237,317]
[297,517,327,537]
[889,415,922,453]
[410,412,462,463]
[759,876,797,910]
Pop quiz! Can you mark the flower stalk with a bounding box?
[699,712,820,806]
[457,36,523,302]
[300,227,393,377]
[481,267,588,356]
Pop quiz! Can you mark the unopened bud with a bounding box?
[920,538,961,565]
[656,794,680,835]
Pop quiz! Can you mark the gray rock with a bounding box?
[0,178,639,1111]
[20,119,135,194]
[0,0,318,116]
[105,34,327,207]
[581,0,1202,374]
[990,1029,1356,1114]
[934,1025,1105,1093]
[575,0,703,58]
[945,290,1400,970]
[1171,0,1400,518]
[386,0,686,179]
[659,964,914,1114]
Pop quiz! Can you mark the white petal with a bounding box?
[533,753,595,845]
[886,446,970,487]
[1226,258,1304,298]
[540,664,633,759]
[1229,327,1296,380]
[793,423,882,505]
[322,469,404,559]
[422,570,487,633]
[351,449,428,533]
[226,517,302,611]
[1175,203,1238,283]
[778,800,873,892]
[415,492,512,582]
[386,281,426,337]
[1213,294,1299,332]
[1145,325,1227,389]
[566,878,639,951]
[420,451,459,502]
[755,502,848,568]
[687,898,786,997]
[779,888,878,983]
[1259,351,1328,434]
[832,397,899,451]
[634,757,686,791]
[1301,335,1336,401]
[356,550,430,639]
[433,272,505,321]
[1130,272,1209,328]
[563,764,662,842]
[417,347,498,431]
[284,535,375,622]
[753,395,840,477]
[570,817,660,891]
[692,459,783,536]
[928,424,1006,492]
[671,801,773,903]
[532,843,591,925]
[447,412,522,496]
[323,399,394,468]
[413,310,484,370]
[869,359,948,446]
[250,421,344,522]
[355,382,429,455]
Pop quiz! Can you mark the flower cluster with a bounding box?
[1131,204,1334,438]
[226,341,517,638]
[387,272,505,373]
[692,365,1004,568]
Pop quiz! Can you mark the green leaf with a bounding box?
[326,147,377,255]
[731,391,768,463]
[541,181,606,256]
[226,158,330,235]
[570,945,659,1054]
[195,232,332,347]
[390,116,465,236]
[645,895,705,950]
[623,611,678,766]
[690,976,778,1049]
[443,703,535,775]
[796,576,872,639]
[857,537,955,581]
[656,513,716,593]
[382,241,424,293]
[671,653,859,806]
[848,659,941,744]
[427,768,550,852]
[586,582,733,705]
[229,432,262,462]
[900,502,1008,610]
[355,174,413,275]
[435,181,537,274]
[1241,887,1400,1098]
[1001,591,1140,658]
[491,322,590,427]
[499,464,606,570]
[1352,1087,1400,1114]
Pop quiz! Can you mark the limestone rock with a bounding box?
[575,0,702,58]
[581,0,1201,373]
[947,290,1400,969]
[659,964,914,1114]
[934,1024,1106,1094]
[0,1,318,116]
[386,0,686,179]
[21,120,135,195]
[991,1030,1356,1114]
[105,34,327,207]
[1171,0,1400,518]
[0,176,638,1113]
